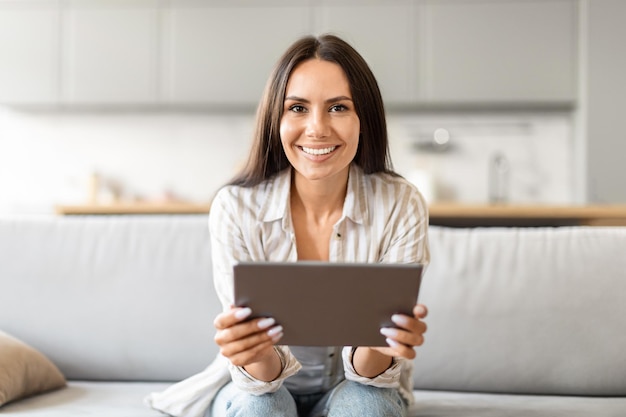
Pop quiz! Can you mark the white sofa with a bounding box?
[1,215,625,416]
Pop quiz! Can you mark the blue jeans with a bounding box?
[209,380,407,417]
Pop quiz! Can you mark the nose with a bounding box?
[305,110,330,139]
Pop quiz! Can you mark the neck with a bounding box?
[290,168,349,223]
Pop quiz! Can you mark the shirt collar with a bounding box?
[343,164,369,225]
[260,164,370,226]
[261,168,292,224]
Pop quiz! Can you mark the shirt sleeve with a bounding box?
[340,179,429,403]
[380,181,430,266]
[208,188,301,394]
[208,187,247,310]
[342,346,405,387]
[229,346,301,395]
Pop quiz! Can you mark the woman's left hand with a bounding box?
[352,303,428,377]
[373,303,428,360]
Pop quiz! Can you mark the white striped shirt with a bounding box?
[209,163,429,404]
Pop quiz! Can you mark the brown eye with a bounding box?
[329,104,347,112]
[289,105,306,113]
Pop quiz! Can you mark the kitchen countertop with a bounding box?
[55,202,212,215]
[55,202,626,227]
[428,203,626,227]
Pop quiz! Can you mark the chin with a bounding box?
[296,166,349,183]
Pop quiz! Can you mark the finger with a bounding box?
[218,325,282,358]
[215,317,280,346]
[414,304,428,319]
[227,338,278,368]
[380,326,424,348]
[383,337,417,360]
[217,323,284,363]
[213,307,252,330]
[391,314,427,335]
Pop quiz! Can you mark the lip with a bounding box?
[296,145,340,162]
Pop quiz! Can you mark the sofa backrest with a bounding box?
[415,226,626,396]
[2,217,626,396]
[0,215,220,382]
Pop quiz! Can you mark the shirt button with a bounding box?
[334,232,342,240]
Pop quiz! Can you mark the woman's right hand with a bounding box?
[213,307,284,381]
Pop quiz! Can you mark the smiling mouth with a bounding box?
[299,146,337,156]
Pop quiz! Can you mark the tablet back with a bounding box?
[234,262,423,346]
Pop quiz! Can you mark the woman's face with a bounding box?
[280,59,360,184]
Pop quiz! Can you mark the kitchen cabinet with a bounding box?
[62,0,159,105]
[584,0,626,203]
[420,0,578,104]
[0,0,580,108]
[163,1,311,106]
[313,0,415,104]
[0,1,60,104]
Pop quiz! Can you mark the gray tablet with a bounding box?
[233,262,423,347]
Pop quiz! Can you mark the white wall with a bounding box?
[0,108,573,214]
[388,112,574,204]
[0,109,254,213]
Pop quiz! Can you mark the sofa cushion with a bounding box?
[409,390,626,417]
[0,330,66,407]
[0,381,171,416]
[413,226,626,396]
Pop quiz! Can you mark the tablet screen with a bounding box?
[233,262,423,347]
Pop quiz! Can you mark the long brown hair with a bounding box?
[229,34,395,187]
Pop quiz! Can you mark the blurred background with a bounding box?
[0,0,624,218]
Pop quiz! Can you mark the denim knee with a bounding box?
[325,380,406,417]
[220,384,297,417]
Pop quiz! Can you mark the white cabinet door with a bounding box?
[0,1,60,105]
[63,0,159,105]
[585,0,626,203]
[164,1,311,106]
[314,0,415,105]
[422,0,577,103]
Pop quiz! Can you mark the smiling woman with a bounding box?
[148,34,430,417]
[279,59,360,185]
[230,34,393,188]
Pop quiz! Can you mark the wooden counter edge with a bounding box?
[55,202,626,224]
[428,203,626,220]
[55,203,212,215]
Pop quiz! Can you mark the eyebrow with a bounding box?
[284,95,353,104]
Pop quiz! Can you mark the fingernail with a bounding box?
[234,307,252,320]
[271,331,284,343]
[267,325,283,337]
[391,314,409,326]
[415,305,426,316]
[386,338,400,348]
[257,317,276,330]
[380,327,398,338]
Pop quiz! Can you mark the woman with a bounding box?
[208,34,429,417]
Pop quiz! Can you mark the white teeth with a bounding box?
[301,146,336,155]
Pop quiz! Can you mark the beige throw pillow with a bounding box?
[0,330,66,407]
